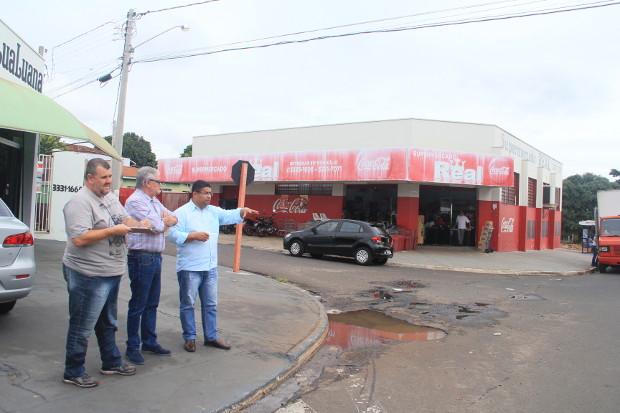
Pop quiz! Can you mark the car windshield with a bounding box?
[0,198,14,217]
[601,218,620,237]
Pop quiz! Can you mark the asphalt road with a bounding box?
[214,244,620,413]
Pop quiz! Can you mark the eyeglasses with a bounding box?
[148,179,163,185]
[197,191,213,195]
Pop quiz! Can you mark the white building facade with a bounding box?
[159,118,562,252]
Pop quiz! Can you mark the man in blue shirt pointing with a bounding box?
[169,180,258,353]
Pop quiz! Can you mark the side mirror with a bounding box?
[311,227,318,234]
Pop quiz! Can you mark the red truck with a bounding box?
[596,189,620,273]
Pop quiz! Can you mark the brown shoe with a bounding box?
[184,339,196,352]
[204,338,231,350]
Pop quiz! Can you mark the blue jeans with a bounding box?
[177,269,218,342]
[126,251,162,351]
[63,265,123,378]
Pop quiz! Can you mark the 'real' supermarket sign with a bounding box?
[159,147,513,187]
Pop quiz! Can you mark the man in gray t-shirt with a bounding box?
[61,158,150,388]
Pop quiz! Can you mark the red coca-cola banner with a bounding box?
[408,148,514,186]
[158,148,513,187]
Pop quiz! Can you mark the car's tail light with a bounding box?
[3,232,34,247]
[16,274,30,279]
[371,236,383,244]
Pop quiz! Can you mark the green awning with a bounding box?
[0,77,121,160]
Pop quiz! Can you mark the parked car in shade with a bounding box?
[0,198,35,314]
[283,219,393,265]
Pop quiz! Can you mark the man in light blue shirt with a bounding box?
[169,180,258,353]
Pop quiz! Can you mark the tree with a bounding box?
[38,134,66,155]
[610,169,620,181]
[181,144,192,158]
[562,173,620,240]
[104,132,157,167]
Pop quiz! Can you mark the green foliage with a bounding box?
[562,173,620,239]
[104,132,157,167]
[38,134,66,155]
[181,144,192,158]
[610,169,620,181]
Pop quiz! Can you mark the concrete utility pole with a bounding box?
[111,9,136,194]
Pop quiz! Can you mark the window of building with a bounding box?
[528,178,537,208]
[276,183,332,195]
[501,172,519,205]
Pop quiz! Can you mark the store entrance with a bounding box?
[344,184,397,225]
[419,185,477,246]
[0,130,24,217]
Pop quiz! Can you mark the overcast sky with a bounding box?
[4,0,619,179]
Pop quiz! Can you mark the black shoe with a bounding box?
[142,343,172,356]
[100,363,137,376]
[125,349,145,364]
[62,374,99,388]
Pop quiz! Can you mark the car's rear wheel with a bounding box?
[289,240,304,257]
[355,247,372,265]
[310,253,323,259]
[374,257,388,265]
[0,300,16,314]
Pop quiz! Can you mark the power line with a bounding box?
[134,0,620,65]
[138,0,221,16]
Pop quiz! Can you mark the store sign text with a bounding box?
[1,41,43,92]
[158,147,513,187]
[434,161,483,183]
[52,184,82,193]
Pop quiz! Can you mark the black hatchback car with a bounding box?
[283,219,394,265]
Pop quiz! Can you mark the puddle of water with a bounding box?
[324,309,446,349]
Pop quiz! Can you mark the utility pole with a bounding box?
[111,9,136,194]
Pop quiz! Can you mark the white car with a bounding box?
[0,198,35,314]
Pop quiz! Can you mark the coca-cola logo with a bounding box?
[273,197,308,214]
[490,166,510,175]
[501,217,515,233]
[488,157,512,186]
[357,156,391,171]
[164,162,183,180]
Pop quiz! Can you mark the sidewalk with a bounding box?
[0,240,327,413]
[218,234,596,276]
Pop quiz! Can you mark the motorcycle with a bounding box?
[255,213,278,236]
[219,223,237,234]
[242,217,261,236]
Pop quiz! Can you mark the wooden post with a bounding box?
[233,162,248,272]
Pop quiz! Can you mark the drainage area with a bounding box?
[324,309,446,349]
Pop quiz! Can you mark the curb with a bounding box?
[223,280,329,413]
[389,261,598,276]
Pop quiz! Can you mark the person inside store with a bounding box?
[454,211,471,246]
[62,158,150,388]
[168,180,259,353]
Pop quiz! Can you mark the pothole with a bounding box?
[324,309,446,349]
